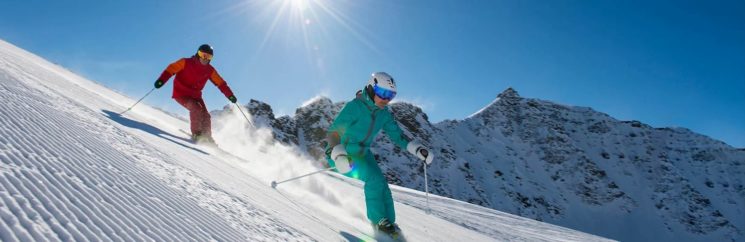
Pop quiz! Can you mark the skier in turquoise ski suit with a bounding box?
[324,72,434,231]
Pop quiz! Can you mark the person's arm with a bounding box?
[324,102,359,155]
[383,111,434,165]
[381,112,410,149]
[155,59,186,87]
[209,69,235,99]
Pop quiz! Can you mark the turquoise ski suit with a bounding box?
[326,91,409,224]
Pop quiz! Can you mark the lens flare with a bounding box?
[348,163,360,179]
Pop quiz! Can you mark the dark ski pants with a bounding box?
[174,97,212,138]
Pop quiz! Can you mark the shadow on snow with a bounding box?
[101,109,208,155]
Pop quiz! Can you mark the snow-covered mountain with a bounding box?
[0,39,617,241]
[213,86,745,241]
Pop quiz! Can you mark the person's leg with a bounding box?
[174,97,202,136]
[359,152,395,224]
[193,99,212,139]
[328,151,395,224]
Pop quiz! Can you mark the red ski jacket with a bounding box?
[157,56,234,99]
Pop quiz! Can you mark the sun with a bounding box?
[223,0,381,69]
[289,0,310,11]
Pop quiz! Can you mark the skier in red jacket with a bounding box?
[154,44,237,144]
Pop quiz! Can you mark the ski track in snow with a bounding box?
[321,172,610,242]
[0,39,615,242]
[0,46,312,241]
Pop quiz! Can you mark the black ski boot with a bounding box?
[375,218,401,240]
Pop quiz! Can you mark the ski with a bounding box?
[372,224,406,242]
[178,129,218,146]
[373,230,406,242]
[178,129,250,162]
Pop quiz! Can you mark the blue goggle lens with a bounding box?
[373,85,396,100]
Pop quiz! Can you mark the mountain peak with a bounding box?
[498,87,520,99]
[467,87,520,118]
[300,95,333,109]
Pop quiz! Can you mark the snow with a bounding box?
[223,68,744,241]
[0,38,614,241]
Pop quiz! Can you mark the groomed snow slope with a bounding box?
[0,39,613,242]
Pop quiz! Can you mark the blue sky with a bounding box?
[1,0,743,147]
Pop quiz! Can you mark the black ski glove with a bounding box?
[228,95,237,103]
[154,80,165,89]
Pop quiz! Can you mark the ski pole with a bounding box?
[234,103,256,128]
[119,87,155,115]
[424,161,431,214]
[271,167,334,188]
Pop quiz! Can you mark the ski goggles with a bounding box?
[197,50,213,60]
[373,85,396,100]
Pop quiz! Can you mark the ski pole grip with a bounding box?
[415,146,429,158]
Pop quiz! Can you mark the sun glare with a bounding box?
[223,0,381,70]
[290,0,309,11]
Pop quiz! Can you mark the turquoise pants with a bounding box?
[328,151,395,224]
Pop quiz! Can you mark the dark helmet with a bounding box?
[198,44,213,55]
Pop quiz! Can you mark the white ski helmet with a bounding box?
[366,72,397,100]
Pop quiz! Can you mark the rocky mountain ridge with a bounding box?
[211,88,744,242]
